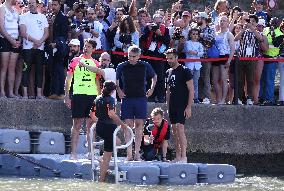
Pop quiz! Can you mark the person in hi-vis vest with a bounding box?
[64,39,105,160]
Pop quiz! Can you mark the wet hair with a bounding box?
[151,107,164,117]
[102,81,116,97]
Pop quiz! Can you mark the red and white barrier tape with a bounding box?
[92,50,284,62]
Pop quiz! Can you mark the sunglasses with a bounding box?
[191,33,199,35]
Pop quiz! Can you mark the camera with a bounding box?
[70,23,77,30]
[149,23,159,31]
[238,12,244,17]
[80,20,91,32]
[119,34,132,45]
[80,20,94,32]
[172,27,184,40]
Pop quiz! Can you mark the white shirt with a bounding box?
[82,20,103,50]
[184,40,204,70]
[103,67,117,101]
[19,12,48,50]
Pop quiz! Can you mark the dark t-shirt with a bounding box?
[92,95,116,124]
[116,60,156,98]
[143,119,171,140]
[166,65,193,108]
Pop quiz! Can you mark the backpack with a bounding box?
[207,44,220,58]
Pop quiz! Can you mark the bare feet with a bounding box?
[70,153,78,160]
[179,157,187,163]
[7,94,17,98]
[125,156,133,161]
[134,154,143,161]
[162,157,169,162]
[170,157,181,163]
[36,96,45,100]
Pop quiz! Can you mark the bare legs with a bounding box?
[14,58,23,96]
[98,151,112,182]
[0,52,19,97]
[125,119,143,160]
[253,61,264,104]
[212,65,228,104]
[70,118,83,160]
[172,123,187,162]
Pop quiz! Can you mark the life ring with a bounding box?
[267,0,277,10]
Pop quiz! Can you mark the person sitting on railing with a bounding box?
[141,107,170,162]
[89,80,128,182]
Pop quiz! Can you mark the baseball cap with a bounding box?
[69,39,80,46]
[255,0,265,5]
[182,11,191,17]
[198,12,208,19]
[258,19,266,27]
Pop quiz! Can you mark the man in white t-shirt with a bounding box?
[19,0,49,99]
[99,52,116,101]
[81,7,103,50]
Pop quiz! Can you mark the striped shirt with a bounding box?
[238,29,260,58]
[0,5,19,39]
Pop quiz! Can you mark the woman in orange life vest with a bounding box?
[89,80,128,182]
[141,107,170,162]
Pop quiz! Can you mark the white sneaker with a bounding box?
[246,99,253,105]
[238,99,243,105]
[202,98,210,104]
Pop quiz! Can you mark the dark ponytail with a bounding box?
[102,81,116,97]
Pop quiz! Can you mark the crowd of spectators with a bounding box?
[0,0,284,106]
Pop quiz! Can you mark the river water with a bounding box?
[0,176,283,191]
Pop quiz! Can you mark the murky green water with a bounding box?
[0,176,283,191]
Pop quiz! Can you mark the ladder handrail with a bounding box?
[113,126,134,184]
[90,123,134,183]
[90,123,103,181]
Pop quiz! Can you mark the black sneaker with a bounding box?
[258,98,264,105]
[276,101,284,106]
[261,100,274,106]
[194,99,200,104]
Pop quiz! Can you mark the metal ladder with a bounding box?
[90,123,134,183]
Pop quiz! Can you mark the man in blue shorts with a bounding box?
[165,48,194,163]
[116,45,157,161]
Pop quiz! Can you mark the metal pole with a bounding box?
[233,51,240,105]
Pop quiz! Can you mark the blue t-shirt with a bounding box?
[255,11,269,25]
[116,60,156,98]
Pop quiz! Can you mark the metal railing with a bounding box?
[89,123,134,183]
[113,125,134,184]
